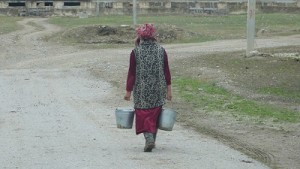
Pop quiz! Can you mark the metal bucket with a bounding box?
[115,108,134,129]
[158,108,177,131]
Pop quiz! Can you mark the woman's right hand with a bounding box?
[124,91,131,101]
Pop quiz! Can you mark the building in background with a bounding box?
[0,0,299,16]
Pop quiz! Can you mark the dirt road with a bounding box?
[0,18,299,169]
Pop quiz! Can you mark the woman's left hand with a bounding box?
[167,85,172,101]
[166,92,172,101]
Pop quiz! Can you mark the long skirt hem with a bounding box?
[135,106,162,135]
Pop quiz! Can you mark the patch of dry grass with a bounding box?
[0,16,22,34]
[173,46,300,123]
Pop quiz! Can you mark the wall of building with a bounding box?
[0,1,8,8]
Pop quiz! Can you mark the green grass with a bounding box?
[0,16,22,34]
[256,13,300,28]
[173,77,300,123]
[1,13,300,42]
[258,87,300,101]
[48,13,300,43]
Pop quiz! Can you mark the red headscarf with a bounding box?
[136,23,156,39]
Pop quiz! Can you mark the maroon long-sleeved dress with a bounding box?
[126,47,171,135]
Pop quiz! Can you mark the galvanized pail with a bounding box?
[115,108,134,129]
[158,108,177,131]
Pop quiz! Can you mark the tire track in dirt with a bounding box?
[177,115,277,168]
[216,133,276,167]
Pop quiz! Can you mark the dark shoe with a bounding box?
[153,133,157,148]
[144,142,155,152]
[143,132,155,152]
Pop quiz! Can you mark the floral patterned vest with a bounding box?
[133,40,167,109]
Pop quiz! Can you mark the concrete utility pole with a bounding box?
[246,0,256,56]
[133,0,137,25]
[96,1,99,16]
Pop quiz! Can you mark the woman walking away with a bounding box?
[124,23,172,152]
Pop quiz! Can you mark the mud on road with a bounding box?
[0,18,299,169]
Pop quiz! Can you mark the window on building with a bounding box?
[105,2,113,8]
[9,2,26,7]
[45,2,53,6]
[150,2,164,7]
[64,2,80,6]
